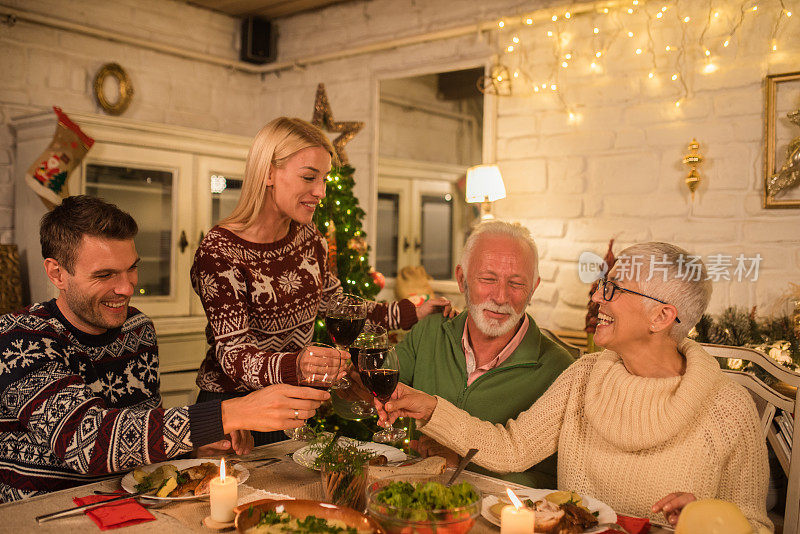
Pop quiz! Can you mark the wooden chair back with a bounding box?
[702,343,800,534]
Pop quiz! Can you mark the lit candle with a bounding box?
[209,458,238,523]
[500,489,535,534]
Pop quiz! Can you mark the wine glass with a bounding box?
[325,293,367,389]
[348,324,389,416]
[358,346,405,443]
[284,342,342,441]
[330,324,388,420]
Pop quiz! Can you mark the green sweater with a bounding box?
[396,311,574,488]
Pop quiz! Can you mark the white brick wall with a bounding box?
[487,0,800,329]
[3,0,799,331]
[0,0,255,244]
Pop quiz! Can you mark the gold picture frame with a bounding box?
[763,71,800,208]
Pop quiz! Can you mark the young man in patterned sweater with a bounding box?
[0,196,329,502]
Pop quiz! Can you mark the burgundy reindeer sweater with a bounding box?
[191,223,417,393]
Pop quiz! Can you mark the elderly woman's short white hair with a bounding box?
[460,220,539,282]
[615,242,712,341]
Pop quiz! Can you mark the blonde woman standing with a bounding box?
[191,117,449,444]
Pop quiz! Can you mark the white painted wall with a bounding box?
[3,0,799,333]
[379,74,480,166]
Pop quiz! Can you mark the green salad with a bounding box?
[372,481,479,522]
[249,509,359,534]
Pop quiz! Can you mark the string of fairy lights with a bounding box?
[483,0,798,120]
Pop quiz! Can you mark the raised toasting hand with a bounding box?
[297,343,349,385]
[221,383,330,433]
[375,382,438,426]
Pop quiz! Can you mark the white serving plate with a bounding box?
[120,458,249,501]
[481,490,616,533]
[292,439,406,470]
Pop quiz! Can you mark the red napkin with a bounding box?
[72,492,155,531]
[600,514,651,534]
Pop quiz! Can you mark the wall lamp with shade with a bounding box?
[465,164,506,220]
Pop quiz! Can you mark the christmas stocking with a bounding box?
[25,106,94,207]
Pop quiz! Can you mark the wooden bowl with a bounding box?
[234,499,385,533]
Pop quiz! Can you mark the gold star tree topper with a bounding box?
[311,83,363,166]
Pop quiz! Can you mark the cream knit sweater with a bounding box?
[421,339,772,532]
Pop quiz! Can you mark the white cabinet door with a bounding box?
[190,156,245,316]
[80,143,195,317]
[376,176,460,281]
[375,177,412,278]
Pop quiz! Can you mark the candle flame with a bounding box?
[220,458,226,482]
[506,488,523,510]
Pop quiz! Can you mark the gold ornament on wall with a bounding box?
[311,83,363,165]
[682,138,703,201]
[93,63,134,115]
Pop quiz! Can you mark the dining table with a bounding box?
[0,439,674,533]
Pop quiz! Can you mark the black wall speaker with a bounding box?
[240,16,277,64]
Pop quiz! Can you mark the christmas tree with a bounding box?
[313,164,381,300]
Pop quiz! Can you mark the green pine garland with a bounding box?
[690,306,800,381]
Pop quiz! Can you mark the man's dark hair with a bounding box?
[40,195,138,273]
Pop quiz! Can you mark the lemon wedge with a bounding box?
[545,490,582,507]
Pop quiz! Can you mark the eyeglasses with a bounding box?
[597,277,681,324]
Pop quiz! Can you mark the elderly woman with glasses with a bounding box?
[377,241,771,532]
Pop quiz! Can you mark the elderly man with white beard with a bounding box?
[392,220,573,489]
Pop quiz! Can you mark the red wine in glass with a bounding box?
[358,346,406,443]
[359,368,399,402]
[326,316,366,347]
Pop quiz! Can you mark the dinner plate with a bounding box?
[481,490,616,533]
[120,458,250,501]
[292,439,406,470]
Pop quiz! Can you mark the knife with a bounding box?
[36,491,146,523]
[446,448,478,486]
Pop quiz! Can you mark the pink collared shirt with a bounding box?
[462,314,530,386]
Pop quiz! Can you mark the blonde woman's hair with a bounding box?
[220,117,339,230]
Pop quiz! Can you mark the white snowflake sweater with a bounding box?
[0,300,224,502]
[191,223,416,393]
